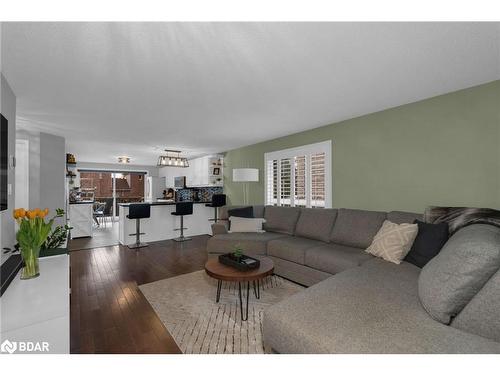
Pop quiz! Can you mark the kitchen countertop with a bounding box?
[118,200,212,207]
[69,200,95,205]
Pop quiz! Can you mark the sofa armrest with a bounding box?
[211,221,229,235]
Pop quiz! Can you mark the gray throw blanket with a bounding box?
[424,206,500,235]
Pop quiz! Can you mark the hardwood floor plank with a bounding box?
[70,235,209,354]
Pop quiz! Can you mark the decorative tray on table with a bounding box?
[218,253,261,271]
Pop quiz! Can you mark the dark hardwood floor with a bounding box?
[70,235,210,354]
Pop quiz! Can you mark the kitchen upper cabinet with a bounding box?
[159,155,223,187]
[159,166,177,188]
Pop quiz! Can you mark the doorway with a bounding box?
[69,170,146,251]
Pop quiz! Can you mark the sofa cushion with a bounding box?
[220,205,265,220]
[264,206,301,235]
[404,220,449,268]
[263,258,500,353]
[267,237,325,265]
[387,211,423,224]
[305,244,373,274]
[206,232,288,256]
[227,206,254,218]
[418,224,500,324]
[228,216,265,233]
[330,208,387,248]
[295,208,337,242]
[452,267,500,342]
[366,220,418,264]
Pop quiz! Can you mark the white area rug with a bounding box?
[139,270,304,354]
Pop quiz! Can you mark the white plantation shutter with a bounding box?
[294,155,306,207]
[280,158,292,206]
[266,159,278,206]
[310,152,326,208]
[265,141,331,208]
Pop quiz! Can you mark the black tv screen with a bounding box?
[1,114,7,211]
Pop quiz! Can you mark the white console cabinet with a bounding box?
[0,255,70,354]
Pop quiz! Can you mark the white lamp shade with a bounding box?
[232,168,259,182]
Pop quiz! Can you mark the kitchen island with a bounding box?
[118,201,214,245]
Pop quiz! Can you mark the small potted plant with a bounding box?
[233,244,244,261]
[219,243,260,270]
[12,207,64,279]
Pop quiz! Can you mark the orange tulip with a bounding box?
[34,208,41,217]
[13,208,26,220]
[41,208,49,218]
[26,210,37,220]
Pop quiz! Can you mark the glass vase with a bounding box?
[20,246,40,279]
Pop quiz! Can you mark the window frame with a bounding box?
[264,140,332,208]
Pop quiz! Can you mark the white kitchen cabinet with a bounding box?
[159,155,223,188]
[159,167,177,188]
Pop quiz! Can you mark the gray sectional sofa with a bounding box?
[206,205,500,353]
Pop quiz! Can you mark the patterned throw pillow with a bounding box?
[366,220,419,264]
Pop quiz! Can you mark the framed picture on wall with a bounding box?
[213,167,220,175]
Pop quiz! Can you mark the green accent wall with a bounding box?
[223,80,500,213]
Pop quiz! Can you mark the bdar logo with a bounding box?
[1,339,17,354]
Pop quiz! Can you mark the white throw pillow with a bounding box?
[366,220,418,264]
[228,216,266,233]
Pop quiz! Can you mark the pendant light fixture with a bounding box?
[157,149,190,167]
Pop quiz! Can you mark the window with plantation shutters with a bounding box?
[265,141,331,208]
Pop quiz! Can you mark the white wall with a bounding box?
[40,133,66,226]
[16,128,40,208]
[15,130,66,226]
[0,74,17,263]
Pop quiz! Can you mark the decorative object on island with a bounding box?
[157,149,190,167]
[218,244,261,271]
[11,207,65,279]
[232,168,259,205]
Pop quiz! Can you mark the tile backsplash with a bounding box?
[176,187,223,202]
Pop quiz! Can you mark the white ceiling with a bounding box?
[2,22,499,165]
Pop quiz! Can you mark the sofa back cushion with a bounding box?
[387,211,423,224]
[451,268,500,342]
[418,224,500,325]
[330,208,387,248]
[228,206,254,218]
[295,208,338,242]
[220,205,265,220]
[264,206,301,235]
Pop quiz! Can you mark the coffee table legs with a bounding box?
[253,280,260,299]
[216,280,222,303]
[215,280,259,321]
[238,282,250,321]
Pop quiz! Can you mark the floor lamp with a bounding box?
[232,168,259,205]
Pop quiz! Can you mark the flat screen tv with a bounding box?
[1,114,8,211]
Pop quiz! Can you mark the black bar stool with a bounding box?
[171,202,193,242]
[205,194,226,223]
[127,203,150,249]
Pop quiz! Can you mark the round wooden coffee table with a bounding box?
[205,256,274,321]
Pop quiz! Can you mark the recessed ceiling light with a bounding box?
[118,156,130,164]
